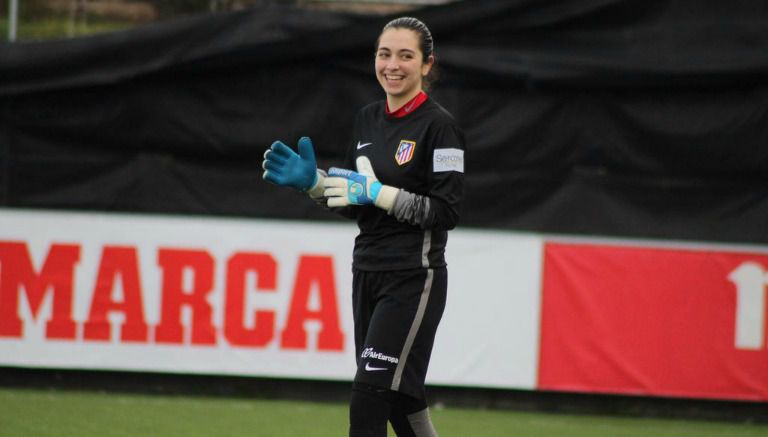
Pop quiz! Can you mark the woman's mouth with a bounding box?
[384,74,405,82]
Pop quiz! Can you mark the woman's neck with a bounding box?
[386,89,423,113]
[385,91,428,118]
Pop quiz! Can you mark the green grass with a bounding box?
[0,387,765,437]
[1,16,135,42]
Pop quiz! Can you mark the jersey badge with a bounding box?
[395,140,416,165]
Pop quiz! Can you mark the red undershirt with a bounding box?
[385,91,428,118]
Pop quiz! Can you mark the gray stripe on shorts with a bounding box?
[407,408,438,437]
[391,268,434,391]
[421,230,431,268]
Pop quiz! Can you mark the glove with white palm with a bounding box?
[324,157,399,211]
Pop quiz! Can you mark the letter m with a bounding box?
[0,241,80,339]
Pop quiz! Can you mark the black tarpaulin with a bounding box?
[1,0,767,243]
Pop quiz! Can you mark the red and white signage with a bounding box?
[538,241,768,401]
[0,208,542,388]
[2,208,767,401]
[0,209,359,378]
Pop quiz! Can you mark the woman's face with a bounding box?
[375,28,433,105]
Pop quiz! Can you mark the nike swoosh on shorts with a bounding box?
[364,362,387,371]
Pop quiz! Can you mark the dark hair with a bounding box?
[377,17,438,91]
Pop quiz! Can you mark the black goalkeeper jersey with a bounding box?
[342,96,466,271]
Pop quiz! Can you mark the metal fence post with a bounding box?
[8,0,18,41]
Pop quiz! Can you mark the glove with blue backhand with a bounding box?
[262,136,324,197]
[324,157,399,211]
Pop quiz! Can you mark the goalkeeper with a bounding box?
[263,17,465,437]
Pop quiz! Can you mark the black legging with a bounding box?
[349,383,437,437]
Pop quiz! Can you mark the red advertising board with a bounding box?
[538,241,768,401]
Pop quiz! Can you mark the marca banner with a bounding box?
[0,210,358,378]
[4,208,767,401]
[0,208,542,389]
[539,241,768,401]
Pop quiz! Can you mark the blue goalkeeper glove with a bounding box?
[324,157,399,211]
[262,137,321,192]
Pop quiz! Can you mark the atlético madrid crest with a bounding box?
[395,140,416,165]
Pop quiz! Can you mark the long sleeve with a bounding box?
[390,124,465,230]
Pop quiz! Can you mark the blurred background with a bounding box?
[1,1,767,435]
[1,0,453,41]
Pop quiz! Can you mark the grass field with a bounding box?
[1,16,134,42]
[1,387,766,437]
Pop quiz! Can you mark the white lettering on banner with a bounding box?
[433,148,464,173]
[728,262,767,350]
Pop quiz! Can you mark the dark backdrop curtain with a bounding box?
[1,0,767,243]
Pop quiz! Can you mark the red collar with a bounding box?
[385,91,428,118]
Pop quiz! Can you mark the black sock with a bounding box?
[349,383,394,437]
[390,392,436,437]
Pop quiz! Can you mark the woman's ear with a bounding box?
[422,55,435,77]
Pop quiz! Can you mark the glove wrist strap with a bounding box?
[305,171,325,199]
[374,185,399,212]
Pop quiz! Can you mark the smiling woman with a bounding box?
[375,18,435,110]
[261,15,467,437]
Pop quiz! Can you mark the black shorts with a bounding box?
[352,267,447,400]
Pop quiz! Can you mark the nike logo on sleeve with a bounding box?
[357,141,373,150]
